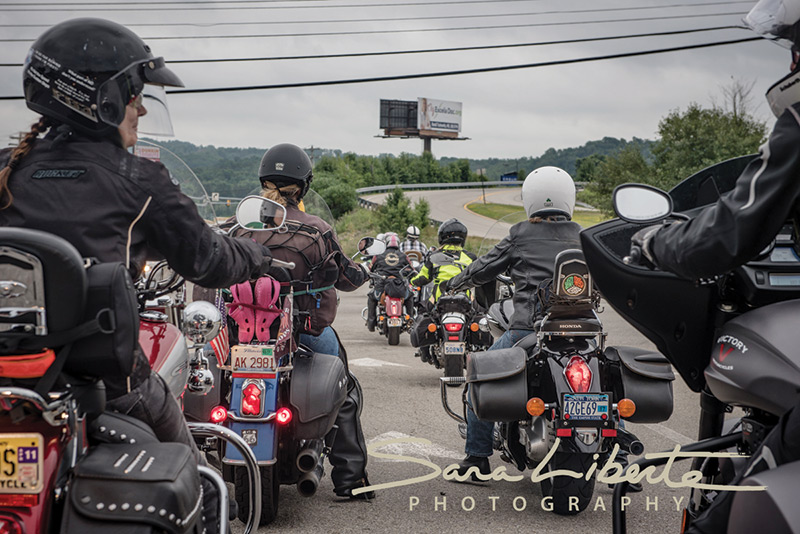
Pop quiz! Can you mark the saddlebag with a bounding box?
[604,346,675,424]
[466,347,529,422]
[384,277,408,299]
[66,262,140,378]
[410,315,437,348]
[289,351,347,439]
[60,442,202,534]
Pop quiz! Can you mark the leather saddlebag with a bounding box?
[409,315,437,348]
[289,351,347,439]
[467,347,529,422]
[604,346,675,424]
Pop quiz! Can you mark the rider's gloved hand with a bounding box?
[631,225,662,267]
[257,245,273,275]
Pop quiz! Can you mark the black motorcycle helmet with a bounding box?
[258,143,314,198]
[23,18,184,138]
[438,218,467,246]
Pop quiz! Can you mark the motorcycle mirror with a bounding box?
[183,300,222,344]
[612,184,673,224]
[358,237,386,256]
[235,196,288,231]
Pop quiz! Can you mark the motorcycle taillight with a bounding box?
[276,407,292,425]
[241,381,264,416]
[564,356,592,393]
[444,322,463,332]
[210,405,228,423]
[0,515,23,534]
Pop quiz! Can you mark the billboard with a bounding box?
[418,98,462,133]
[379,99,418,129]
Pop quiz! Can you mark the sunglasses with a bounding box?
[127,92,144,110]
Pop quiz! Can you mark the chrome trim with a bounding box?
[438,377,466,423]
[197,466,229,534]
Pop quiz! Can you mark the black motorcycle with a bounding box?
[441,248,676,515]
[580,155,800,533]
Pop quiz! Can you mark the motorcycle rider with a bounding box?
[631,1,800,530]
[446,167,582,479]
[410,218,475,307]
[366,232,415,331]
[399,224,428,259]
[232,143,375,500]
[0,18,273,461]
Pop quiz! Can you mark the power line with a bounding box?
[0,12,750,42]
[0,2,754,28]
[0,26,745,67]
[0,37,762,100]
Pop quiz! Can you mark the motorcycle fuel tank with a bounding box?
[705,299,800,416]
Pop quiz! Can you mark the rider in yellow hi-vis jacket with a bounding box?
[410,219,475,307]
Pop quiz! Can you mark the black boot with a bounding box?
[367,298,377,332]
[329,373,373,499]
[455,455,491,482]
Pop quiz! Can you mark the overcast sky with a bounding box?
[0,0,789,160]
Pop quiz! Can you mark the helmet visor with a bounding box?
[138,85,175,137]
[744,0,800,48]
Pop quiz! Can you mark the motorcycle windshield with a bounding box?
[245,188,336,231]
[135,139,217,224]
[669,154,758,213]
[477,210,527,256]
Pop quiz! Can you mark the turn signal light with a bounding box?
[618,398,636,419]
[427,324,437,333]
[378,315,385,321]
[210,405,228,423]
[526,397,545,416]
[276,407,293,425]
[469,322,479,332]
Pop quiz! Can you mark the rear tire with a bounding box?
[235,464,280,526]
[540,452,596,515]
[388,326,400,345]
[444,352,463,385]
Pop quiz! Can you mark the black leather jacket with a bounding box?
[651,103,800,280]
[448,218,581,330]
[0,132,268,286]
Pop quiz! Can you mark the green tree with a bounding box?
[310,174,357,219]
[581,145,652,215]
[377,188,417,234]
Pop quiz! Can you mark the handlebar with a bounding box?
[623,245,642,266]
[272,259,296,270]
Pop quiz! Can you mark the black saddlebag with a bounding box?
[61,442,202,534]
[604,346,675,424]
[410,315,437,348]
[466,347,529,422]
[289,351,347,439]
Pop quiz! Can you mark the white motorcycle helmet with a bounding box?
[406,225,421,240]
[744,0,800,117]
[521,166,576,219]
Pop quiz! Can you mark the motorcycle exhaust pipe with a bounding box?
[616,427,645,456]
[296,440,324,473]
[296,462,324,497]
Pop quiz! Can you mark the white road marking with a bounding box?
[349,358,408,368]
[367,431,463,462]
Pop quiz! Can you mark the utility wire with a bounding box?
[0,26,746,67]
[0,12,750,42]
[0,2,755,28]
[0,37,762,100]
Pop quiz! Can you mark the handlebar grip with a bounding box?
[272,259,296,270]
[623,245,642,265]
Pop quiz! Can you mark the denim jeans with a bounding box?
[465,329,535,457]
[299,326,340,356]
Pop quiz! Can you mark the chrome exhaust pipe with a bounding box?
[296,440,324,473]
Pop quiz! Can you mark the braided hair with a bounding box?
[0,116,52,209]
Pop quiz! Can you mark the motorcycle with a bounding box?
[199,196,349,526]
[439,247,676,515]
[362,262,415,346]
[579,155,800,533]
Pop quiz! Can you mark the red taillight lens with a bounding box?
[241,382,263,416]
[444,322,463,332]
[564,356,592,393]
[210,405,228,423]
[0,496,36,508]
[0,516,23,534]
[276,407,292,425]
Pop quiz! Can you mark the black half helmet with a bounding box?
[438,218,467,246]
[23,18,184,138]
[258,143,314,197]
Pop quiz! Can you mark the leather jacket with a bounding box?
[370,246,413,295]
[651,104,800,280]
[233,203,367,336]
[448,218,581,330]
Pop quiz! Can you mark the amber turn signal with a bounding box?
[617,398,636,419]
[427,323,437,333]
[469,322,479,332]
[526,397,545,417]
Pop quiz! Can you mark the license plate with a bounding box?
[0,434,43,493]
[231,345,276,371]
[444,342,465,355]
[387,317,402,327]
[562,393,610,421]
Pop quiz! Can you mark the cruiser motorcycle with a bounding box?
[440,248,676,515]
[579,155,800,533]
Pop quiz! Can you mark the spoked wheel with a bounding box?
[540,452,596,515]
[235,464,280,526]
